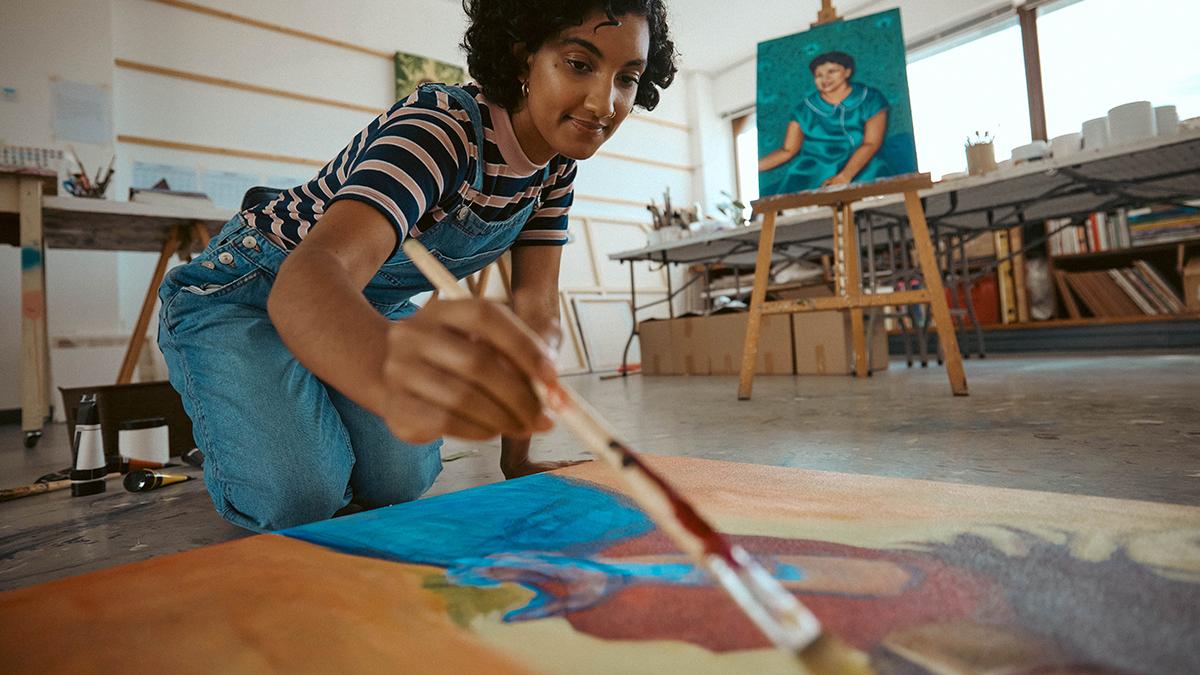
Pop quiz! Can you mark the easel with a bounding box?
[736,173,969,399]
[429,255,514,303]
[116,222,212,384]
[812,0,841,26]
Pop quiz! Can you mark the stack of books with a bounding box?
[1047,212,1132,255]
[1054,260,1185,318]
[1128,204,1200,246]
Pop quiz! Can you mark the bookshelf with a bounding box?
[1048,237,1198,321]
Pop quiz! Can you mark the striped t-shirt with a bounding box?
[242,83,575,251]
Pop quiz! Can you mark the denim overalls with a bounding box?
[157,84,548,532]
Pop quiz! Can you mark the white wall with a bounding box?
[1,0,698,409]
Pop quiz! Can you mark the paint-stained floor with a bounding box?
[1,351,1198,591]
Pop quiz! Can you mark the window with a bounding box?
[732,112,759,205]
[906,22,1030,180]
[1039,0,1200,138]
[729,0,1200,189]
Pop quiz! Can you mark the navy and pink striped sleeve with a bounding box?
[329,104,469,248]
[515,159,576,247]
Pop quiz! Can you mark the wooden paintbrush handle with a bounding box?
[400,239,826,655]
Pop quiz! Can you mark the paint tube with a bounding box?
[70,394,107,497]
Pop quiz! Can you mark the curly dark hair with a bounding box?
[461,0,677,111]
[808,51,855,74]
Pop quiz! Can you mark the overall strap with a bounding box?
[423,83,486,192]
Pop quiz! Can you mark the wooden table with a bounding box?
[0,171,230,447]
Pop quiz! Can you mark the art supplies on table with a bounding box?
[62,145,114,198]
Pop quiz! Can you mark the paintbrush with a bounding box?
[402,239,870,670]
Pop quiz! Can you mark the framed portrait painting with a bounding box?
[757,9,918,197]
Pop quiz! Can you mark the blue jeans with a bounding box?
[157,217,443,532]
[158,84,544,532]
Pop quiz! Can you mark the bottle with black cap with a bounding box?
[70,393,107,497]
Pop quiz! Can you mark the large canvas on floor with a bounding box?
[2,456,1197,673]
[757,10,918,197]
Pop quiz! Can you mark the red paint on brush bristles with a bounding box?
[608,440,738,566]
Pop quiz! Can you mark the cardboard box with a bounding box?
[637,315,708,375]
[638,312,793,375]
[636,318,675,375]
[706,312,793,375]
[793,311,889,375]
[1184,257,1200,312]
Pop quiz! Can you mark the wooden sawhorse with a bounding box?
[737,173,968,399]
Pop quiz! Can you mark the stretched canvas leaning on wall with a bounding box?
[395,51,467,100]
[757,9,918,197]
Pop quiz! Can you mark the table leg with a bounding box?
[737,211,778,400]
[19,178,50,447]
[904,192,968,396]
[117,226,182,385]
[619,260,637,377]
[843,204,867,379]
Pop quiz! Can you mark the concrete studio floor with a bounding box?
[2,351,1198,592]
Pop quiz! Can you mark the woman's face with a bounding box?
[813,62,852,94]
[519,12,650,161]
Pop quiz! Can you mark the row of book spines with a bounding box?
[1055,261,1185,318]
[1048,217,1200,255]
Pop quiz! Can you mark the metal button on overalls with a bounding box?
[217,251,235,265]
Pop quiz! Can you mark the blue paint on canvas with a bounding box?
[282,474,655,563]
[282,474,802,621]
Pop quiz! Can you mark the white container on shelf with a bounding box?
[1050,132,1083,158]
[1154,105,1179,137]
[1082,117,1109,150]
[1011,140,1050,163]
[1107,101,1156,146]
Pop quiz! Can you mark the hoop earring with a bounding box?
[604,111,617,121]
[521,80,530,99]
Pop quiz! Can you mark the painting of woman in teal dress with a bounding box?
[756,10,918,197]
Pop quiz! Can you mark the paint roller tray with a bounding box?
[59,382,195,464]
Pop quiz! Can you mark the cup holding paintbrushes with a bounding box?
[63,146,114,198]
[400,238,871,671]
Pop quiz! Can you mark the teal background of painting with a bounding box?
[756,9,918,195]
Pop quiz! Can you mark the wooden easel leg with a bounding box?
[496,254,514,304]
[737,211,778,400]
[842,204,868,378]
[192,221,212,249]
[904,192,968,396]
[472,264,493,298]
[117,226,183,384]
